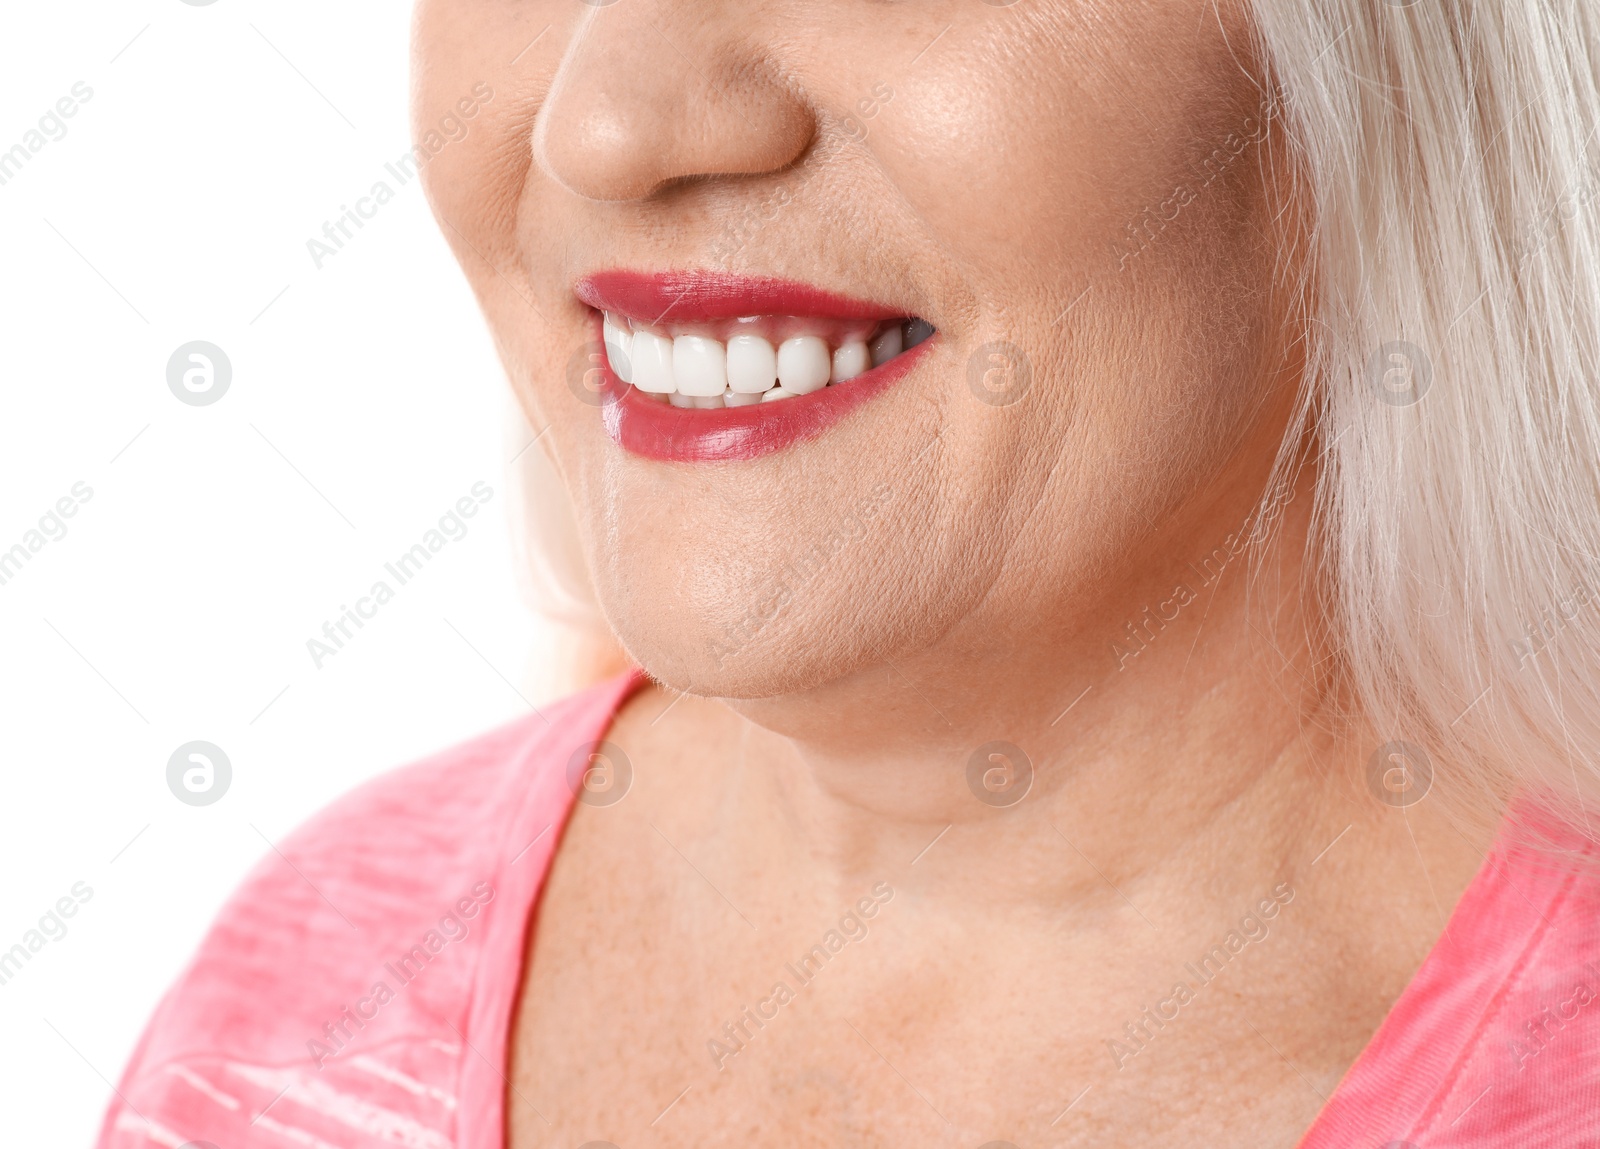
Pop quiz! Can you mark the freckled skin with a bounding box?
[411,3,1492,1147]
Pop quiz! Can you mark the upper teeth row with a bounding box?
[601,313,933,407]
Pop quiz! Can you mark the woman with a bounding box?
[97,1,1600,1147]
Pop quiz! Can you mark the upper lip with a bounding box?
[574,269,911,326]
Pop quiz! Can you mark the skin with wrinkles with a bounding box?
[412,2,1489,1146]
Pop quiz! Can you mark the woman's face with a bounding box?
[413,0,1296,702]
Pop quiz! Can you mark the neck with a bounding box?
[607,442,1489,1098]
[657,459,1483,941]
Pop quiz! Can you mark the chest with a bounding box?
[503,846,1332,1149]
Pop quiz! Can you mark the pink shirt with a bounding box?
[95,671,1600,1148]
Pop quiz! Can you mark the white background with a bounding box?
[0,2,565,1142]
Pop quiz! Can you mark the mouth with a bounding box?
[574,270,935,463]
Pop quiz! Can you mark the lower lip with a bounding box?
[593,317,933,463]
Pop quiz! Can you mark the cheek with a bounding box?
[868,5,1265,301]
[413,2,566,278]
[415,6,586,433]
[860,8,1279,561]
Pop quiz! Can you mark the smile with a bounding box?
[575,270,936,462]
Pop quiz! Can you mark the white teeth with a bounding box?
[598,311,929,404]
[632,329,675,394]
[727,334,778,394]
[777,336,831,395]
[602,316,633,384]
[831,341,869,383]
[673,334,727,397]
[869,325,902,367]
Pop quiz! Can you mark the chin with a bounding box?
[597,561,941,701]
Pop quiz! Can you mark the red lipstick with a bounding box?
[576,269,901,325]
[575,271,934,464]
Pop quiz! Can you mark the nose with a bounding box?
[533,8,816,202]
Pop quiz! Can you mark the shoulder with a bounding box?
[94,672,638,1149]
[1299,801,1600,1148]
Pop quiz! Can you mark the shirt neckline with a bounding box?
[1293,799,1593,1146]
[468,673,1591,1148]
[462,668,648,1149]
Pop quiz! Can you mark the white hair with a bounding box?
[509,1,1600,833]
[1249,0,1600,833]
